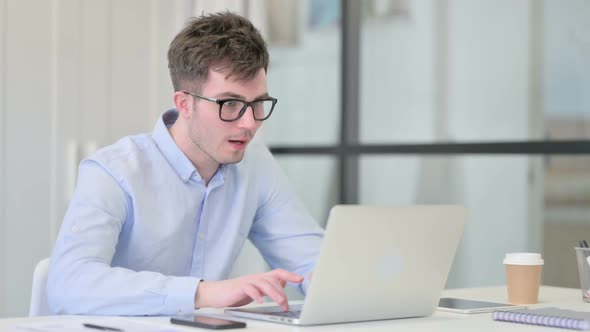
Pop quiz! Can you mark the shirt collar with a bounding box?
[151,109,198,183]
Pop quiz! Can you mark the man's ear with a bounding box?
[173,91,192,118]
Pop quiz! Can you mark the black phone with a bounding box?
[170,315,246,330]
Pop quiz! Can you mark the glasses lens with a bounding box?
[220,100,247,120]
[251,100,274,120]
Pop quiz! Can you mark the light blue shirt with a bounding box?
[47,110,324,316]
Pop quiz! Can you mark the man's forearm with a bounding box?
[48,258,200,315]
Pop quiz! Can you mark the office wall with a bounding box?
[2,0,54,317]
[0,0,6,319]
[0,0,188,317]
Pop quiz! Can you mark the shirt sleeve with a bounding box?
[247,144,325,294]
[47,159,200,316]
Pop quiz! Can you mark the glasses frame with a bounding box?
[182,91,278,122]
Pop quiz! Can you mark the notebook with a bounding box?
[493,308,590,330]
[225,205,468,325]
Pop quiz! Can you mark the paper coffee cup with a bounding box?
[504,253,543,304]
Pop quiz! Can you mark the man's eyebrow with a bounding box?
[216,92,270,100]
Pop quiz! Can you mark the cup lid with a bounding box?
[503,253,544,265]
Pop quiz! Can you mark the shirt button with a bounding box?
[198,234,204,241]
[71,225,80,233]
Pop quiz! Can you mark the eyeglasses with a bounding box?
[182,91,278,122]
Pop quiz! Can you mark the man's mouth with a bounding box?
[228,132,253,148]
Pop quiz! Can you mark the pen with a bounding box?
[83,323,123,331]
[584,240,589,248]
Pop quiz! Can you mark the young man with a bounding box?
[47,12,324,316]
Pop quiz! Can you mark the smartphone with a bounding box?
[437,297,527,314]
[170,315,246,330]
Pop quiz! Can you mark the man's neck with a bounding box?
[195,163,219,186]
[169,124,219,186]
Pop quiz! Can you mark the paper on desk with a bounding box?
[14,317,180,332]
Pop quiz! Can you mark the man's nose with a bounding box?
[236,106,257,129]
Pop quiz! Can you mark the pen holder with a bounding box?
[574,247,590,303]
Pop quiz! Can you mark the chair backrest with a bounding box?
[29,257,51,316]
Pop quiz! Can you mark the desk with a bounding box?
[1,286,586,331]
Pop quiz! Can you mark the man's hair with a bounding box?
[168,11,269,92]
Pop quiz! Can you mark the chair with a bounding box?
[29,257,51,316]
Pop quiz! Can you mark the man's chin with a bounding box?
[221,152,246,165]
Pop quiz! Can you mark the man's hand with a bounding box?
[194,269,303,311]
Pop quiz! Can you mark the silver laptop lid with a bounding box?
[298,205,467,325]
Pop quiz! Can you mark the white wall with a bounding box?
[3,0,54,317]
[0,0,188,317]
[0,0,6,319]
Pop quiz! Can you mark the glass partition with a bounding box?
[263,0,342,146]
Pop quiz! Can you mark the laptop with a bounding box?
[225,205,467,326]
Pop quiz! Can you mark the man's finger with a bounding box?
[258,278,287,301]
[264,276,287,291]
[269,269,304,284]
[251,279,289,311]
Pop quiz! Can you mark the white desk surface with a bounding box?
[1,286,588,331]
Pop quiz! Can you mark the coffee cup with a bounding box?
[503,253,544,304]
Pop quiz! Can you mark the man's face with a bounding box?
[186,68,266,165]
